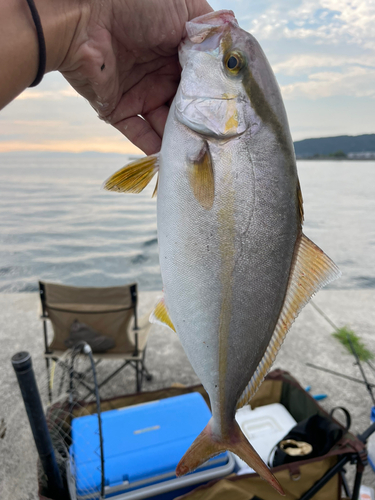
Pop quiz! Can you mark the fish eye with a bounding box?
[227,56,238,70]
[224,51,243,75]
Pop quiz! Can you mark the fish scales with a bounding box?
[158,105,298,429]
[104,10,340,495]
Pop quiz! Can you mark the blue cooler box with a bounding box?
[70,393,236,499]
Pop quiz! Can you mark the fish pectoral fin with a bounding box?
[149,296,176,332]
[188,141,214,210]
[237,232,341,409]
[103,154,159,194]
[176,418,284,496]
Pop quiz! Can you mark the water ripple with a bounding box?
[1,156,375,292]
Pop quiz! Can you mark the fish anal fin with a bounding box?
[103,154,159,194]
[188,141,214,210]
[176,418,284,495]
[149,296,176,332]
[237,232,341,409]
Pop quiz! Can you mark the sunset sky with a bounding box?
[1,0,374,154]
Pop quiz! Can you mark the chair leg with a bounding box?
[56,358,94,394]
[140,348,152,381]
[81,360,132,400]
[141,362,153,381]
[136,361,141,393]
[352,467,363,500]
[340,470,350,498]
[57,365,66,397]
[45,357,52,403]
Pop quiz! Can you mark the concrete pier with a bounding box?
[0,289,374,498]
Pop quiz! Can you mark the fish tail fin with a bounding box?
[176,418,284,496]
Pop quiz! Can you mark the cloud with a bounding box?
[250,0,375,49]
[0,137,140,154]
[281,66,375,99]
[1,0,374,150]
[273,54,375,75]
[15,86,79,101]
[241,0,375,107]
[0,83,142,154]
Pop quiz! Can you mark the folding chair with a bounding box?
[39,281,153,402]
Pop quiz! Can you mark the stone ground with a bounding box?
[0,289,374,499]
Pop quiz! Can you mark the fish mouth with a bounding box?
[175,92,247,139]
[185,10,238,44]
[180,94,237,101]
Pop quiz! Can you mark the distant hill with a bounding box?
[1,134,375,159]
[293,134,375,158]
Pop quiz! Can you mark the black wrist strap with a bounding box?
[26,0,46,87]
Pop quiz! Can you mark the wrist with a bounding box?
[0,0,86,109]
[33,0,83,73]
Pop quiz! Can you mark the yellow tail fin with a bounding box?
[176,418,284,496]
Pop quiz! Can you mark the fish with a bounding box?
[104,10,340,495]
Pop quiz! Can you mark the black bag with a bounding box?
[65,320,116,352]
[272,410,349,467]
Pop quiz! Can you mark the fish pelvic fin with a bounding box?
[237,232,341,410]
[149,296,176,332]
[176,418,284,496]
[188,141,214,210]
[103,154,159,194]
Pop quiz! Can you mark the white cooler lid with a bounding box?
[234,402,297,474]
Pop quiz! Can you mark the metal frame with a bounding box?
[39,282,152,403]
[298,450,367,500]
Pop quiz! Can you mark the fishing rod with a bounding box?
[309,300,375,404]
[365,359,375,377]
[306,363,375,389]
[346,334,375,407]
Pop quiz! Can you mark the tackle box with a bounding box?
[70,392,236,499]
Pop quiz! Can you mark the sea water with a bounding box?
[0,154,374,293]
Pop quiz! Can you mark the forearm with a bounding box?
[0,0,82,110]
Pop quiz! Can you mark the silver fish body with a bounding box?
[158,99,299,433]
[104,10,340,494]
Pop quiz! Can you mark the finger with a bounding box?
[116,105,170,154]
[115,115,162,155]
[186,0,214,21]
[108,62,179,126]
[144,105,170,139]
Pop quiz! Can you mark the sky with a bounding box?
[0,0,374,154]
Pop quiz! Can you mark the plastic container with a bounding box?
[234,403,297,474]
[360,485,375,500]
[367,406,375,471]
[70,393,236,499]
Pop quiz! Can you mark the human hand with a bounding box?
[59,0,213,154]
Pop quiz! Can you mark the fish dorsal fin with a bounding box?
[297,178,304,223]
[103,154,159,194]
[236,233,341,409]
[149,296,176,332]
[188,141,214,210]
